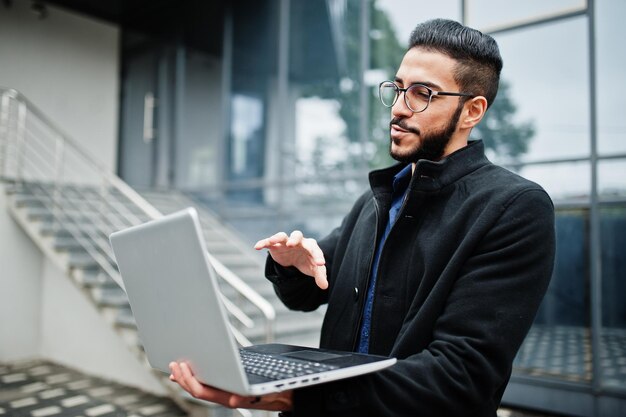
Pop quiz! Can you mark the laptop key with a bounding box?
[240,350,338,381]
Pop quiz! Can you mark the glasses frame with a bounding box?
[378,80,475,113]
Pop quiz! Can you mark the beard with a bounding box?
[389,102,464,163]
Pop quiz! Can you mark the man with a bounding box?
[170,19,555,416]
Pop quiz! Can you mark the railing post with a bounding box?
[266,318,274,344]
[15,101,27,183]
[0,91,10,180]
[52,134,65,234]
[100,175,110,234]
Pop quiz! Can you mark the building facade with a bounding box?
[1,0,625,415]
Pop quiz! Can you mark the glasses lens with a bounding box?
[406,84,431,112]
[379,82,398,107]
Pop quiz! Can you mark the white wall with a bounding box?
[0,0,166,395]
[39,260,166,395]
[0,185,43,361]
[0,0,120,171]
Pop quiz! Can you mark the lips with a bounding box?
[391,124,408,133]
[390,123,416,141]
[390,118,419,137]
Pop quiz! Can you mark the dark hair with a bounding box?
[408,19,503,108]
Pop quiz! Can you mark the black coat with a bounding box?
[266,141,556,417]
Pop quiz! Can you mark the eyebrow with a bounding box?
[394,76,443,91]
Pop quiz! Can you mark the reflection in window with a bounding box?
[295,97,347,176]
[369,0,460,169]
[176,49,221,189]
[287,0,364,230]
[474,79,535,164]
[599,159,626,200]
[224,0,278,206]
[376,0,460,44]
[516,161,590,201]
[596,0,626,155]
[230,94,263,178]
[493,17,589,162]
[599,160,626,390]
[515,207,592,383]
[467,0,586,32]
[600,203,626,389]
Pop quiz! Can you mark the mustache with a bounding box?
[390,117,420,135]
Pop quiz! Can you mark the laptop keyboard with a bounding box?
[240,350,339,380]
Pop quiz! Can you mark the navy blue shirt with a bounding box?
[357,164,412,353]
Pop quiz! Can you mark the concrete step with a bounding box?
[12,194,50,208]
[39,221,111,239]
[67,252,100,270]
[115,306,137,328]
[73,269,120,289]
[53,235,86,251]
[91,286,129,308]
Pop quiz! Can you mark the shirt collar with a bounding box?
[392,164,413,194]
[369,140,490,194]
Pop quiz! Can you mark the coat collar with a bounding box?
[369,140,490,195]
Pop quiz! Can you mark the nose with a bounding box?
[391,91,413,119]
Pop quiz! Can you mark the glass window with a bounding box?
[599,159,626,390]
[600,202,626,390]
[466,0,586,32]
[175,49,222,189]
[226,0,279,203]
[375,0,460,45]
[284,0,365,235]
[491,17,589,164]
[368,0,460,168]
[596,0,626,156]
[515,206,591,383]
[515,161,590,202]
[599,159,626,200]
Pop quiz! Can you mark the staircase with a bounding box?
[0,88,322,415]
[139,190,324,348]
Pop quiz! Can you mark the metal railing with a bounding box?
[0,87,275,346]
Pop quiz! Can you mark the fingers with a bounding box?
[299,237,328,289]
[169,362,230,404]
[254,230,307,250]
[169,362,293,411]
[254,231,328,289]
[301,237,325,265]
[228,391,294,411]
[286,230,303,247]
[254,232,288,250]
[313,264,328,290]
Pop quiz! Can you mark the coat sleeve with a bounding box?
[290,188,556,417]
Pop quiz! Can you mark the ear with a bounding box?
[459,96,488,129]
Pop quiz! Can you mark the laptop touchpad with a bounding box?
[283,350,347,362]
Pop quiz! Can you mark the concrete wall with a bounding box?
[39,259,166,395]
[0,185,43,361]
[0,0,120,172]
[0,0,165,395]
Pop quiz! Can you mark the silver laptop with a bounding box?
[109,207,396,396]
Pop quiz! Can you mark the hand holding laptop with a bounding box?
[109,208,396,404]
[167,228,326,413]
[254,230,329,290]
[169,361,293,412]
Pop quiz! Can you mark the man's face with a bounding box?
[389,47,465,163]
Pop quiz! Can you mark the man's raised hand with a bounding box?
[254,230,328,290]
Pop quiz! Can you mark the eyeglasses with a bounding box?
[378,80,475,113]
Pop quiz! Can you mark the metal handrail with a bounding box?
[0,87,275,344]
